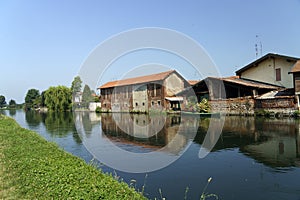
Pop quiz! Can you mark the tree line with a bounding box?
[1,76,99,112]
[0,95,20,109]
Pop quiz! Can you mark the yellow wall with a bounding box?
[240,57,295,88]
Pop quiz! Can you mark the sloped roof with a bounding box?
[256,88,294,99]
[221,76,282,89]
[99,70,176,89]
[188,80,199,86]
[195,76,282,90]
[236,53,299,75]
[290,60,300,73]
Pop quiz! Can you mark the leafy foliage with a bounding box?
[95,106,101,113]
[25,89,40,110]
[187,97,211,113]
[8,99,16,107]
[44,112,75,136]
[71,76,82,94]
[196,98,211,113]
[0,95,7,107]
[81,84,94,108]
[44,86,72,111]
[82,84,94,102]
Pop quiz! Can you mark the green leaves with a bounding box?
[44,86,72,112]
[187,98,211,113]
[0,95,6,107]
[24,88,40,109]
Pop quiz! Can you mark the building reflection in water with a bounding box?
[100,113,198,155]
[76,112,300,169]
[196,116,300,168]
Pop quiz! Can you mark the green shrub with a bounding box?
[293,110,300,118]
[95,106,101,113]
[196,98,211,113]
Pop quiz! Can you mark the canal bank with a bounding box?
[0,114,145,200]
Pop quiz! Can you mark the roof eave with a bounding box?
[235,53,300,75]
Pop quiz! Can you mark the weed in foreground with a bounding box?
[200,177,218,200]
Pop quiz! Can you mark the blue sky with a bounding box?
[1,0,300,103]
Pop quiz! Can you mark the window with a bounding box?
[156,84,161,96]
[151,101,154,106]
[142,102,145,106]
[135,102,138,106]
[157,100,161,106]
[276,68,281,81]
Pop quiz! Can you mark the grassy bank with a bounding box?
[0,115,145,199]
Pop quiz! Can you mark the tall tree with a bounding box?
[44,86,72,111]
[71,76,82,94]
[25,89,40,110]
[82,84,93,103]
[9,99,16,107]
[0,95,6,107]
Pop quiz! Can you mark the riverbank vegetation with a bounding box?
[0,115,145,199]
[187,97,211,113]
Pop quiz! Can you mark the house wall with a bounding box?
[164,73,185,96]
[147,82,164,111]
[101,88,113,112]
[132,84,148,112]
[163,73,185,110]
[101,87,132,112]
[240,57,294,88]
[100,72,188,112]
[293,73,300,94]
[89,102,101,111]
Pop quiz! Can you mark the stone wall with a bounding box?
[255,97,295,109]
[210,97,255,115]
[255,97,296,116]
[210,97,297,116]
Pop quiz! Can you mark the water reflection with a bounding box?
[195,116,300,168]
[8,109,16,116]
[83,113,200,154]
[0,109,6,115]
[75,112,300,169]
[6,110,300,199]
[23,111,80,143]
[75,112,200,172]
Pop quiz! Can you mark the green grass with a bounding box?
[0,115,146,199]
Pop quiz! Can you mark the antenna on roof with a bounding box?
[260,40,263,57]
[255,35,263,58]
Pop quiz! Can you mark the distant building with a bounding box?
[236,53,299,88]
[98,70,189,112]
[182,76,281,101]
[289,60,300,108]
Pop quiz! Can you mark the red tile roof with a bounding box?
[99,70,175,89]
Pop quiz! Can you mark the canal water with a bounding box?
[3,109,300,200]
